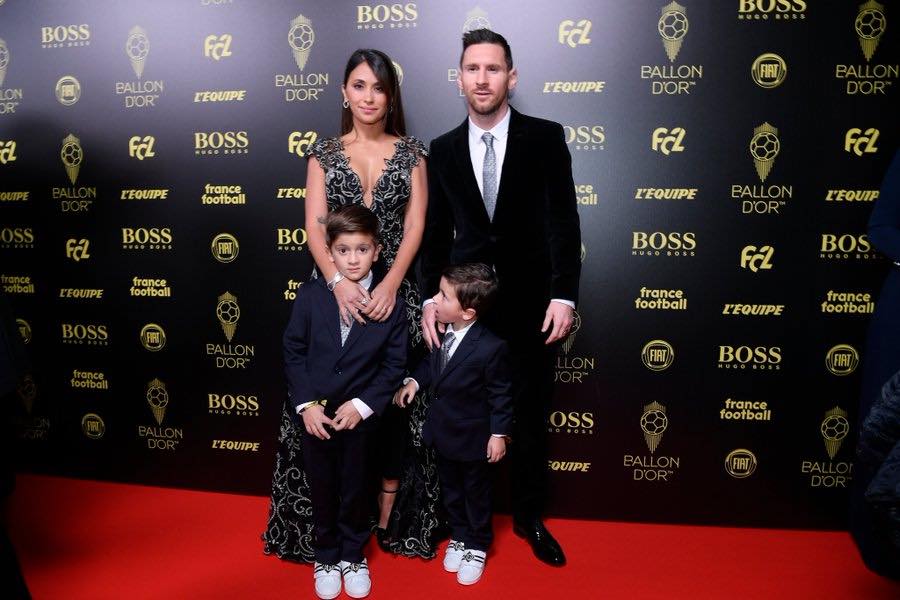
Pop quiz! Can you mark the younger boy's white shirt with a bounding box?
[403,320,505,438]
[296,270,375,420]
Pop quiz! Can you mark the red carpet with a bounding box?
[7,474,899,599]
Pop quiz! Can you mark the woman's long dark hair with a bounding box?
[340,49,406,137]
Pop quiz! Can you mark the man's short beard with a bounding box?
[468,91,507,117]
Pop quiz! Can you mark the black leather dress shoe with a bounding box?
[513,519,567,566]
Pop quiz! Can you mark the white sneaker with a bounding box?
[443,540,466,572]
[456,549,486,585]
[313,562,341,600]
[340,558,372,598]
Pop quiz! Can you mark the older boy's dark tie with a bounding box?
[440,331,456,372]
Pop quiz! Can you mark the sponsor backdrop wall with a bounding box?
[2,0,899,528]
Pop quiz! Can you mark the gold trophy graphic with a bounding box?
[0,38,9,87]
[856,1,886,62]
[288,14,314,71]
[146,378,169,426]
[126,26,150,78]
[820,406,849,460]
[60,134,83,185]
[641,401,668,453]
[658,2,688,63]
[750,123,779,183]
[217,292,240,342]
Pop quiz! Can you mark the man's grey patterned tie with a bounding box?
[482,132,497,220]
[440,331,456,372]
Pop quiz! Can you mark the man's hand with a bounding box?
[487,436,507,463]
[332,401,363,431]
[541,301,574,345]
[393,381,417,407]
[302,405,335,440]
[421,302,445,351]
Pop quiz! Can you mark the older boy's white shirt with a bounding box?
[296,270,375,420]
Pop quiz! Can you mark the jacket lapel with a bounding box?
[314,282,342,349]
[494,107,523,224]
[451,119,492,225]
[437,322,483,385]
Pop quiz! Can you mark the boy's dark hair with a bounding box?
[442,263,499,315]
[460,28,513,71]
[325,204,380,245]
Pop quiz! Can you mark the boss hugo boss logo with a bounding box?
[819,234,876,260]
[356,3,418,29]
[41,24,91,48]
[194,131,249,155]
[844,128,879,155]
[547,411,594,434]
[276,228,308,251]
[717,345,782,370]
[0,227,34,248]
[632,232,696,256]
[563,125,604,151]
[738,0,806,20]
[61,323,109,345]
[122,228,173,250]
[208,393,260,416]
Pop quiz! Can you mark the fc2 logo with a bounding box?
[740,245,774,272]
[558,20,592,47]
[651,127,685,155]
[844,128,879,156]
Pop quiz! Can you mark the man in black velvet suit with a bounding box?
[420,29,581,566]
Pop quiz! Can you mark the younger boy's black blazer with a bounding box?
[413,321,513,462]
[283,276,407,430]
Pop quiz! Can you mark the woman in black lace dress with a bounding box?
[263,49,441,562]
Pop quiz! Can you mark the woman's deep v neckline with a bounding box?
[339,139,401,209]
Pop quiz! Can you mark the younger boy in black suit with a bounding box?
[283,205,407,600]
[395,263,512,585]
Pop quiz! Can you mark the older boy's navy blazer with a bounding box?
[414,321,513,462]
[283,276,407,430]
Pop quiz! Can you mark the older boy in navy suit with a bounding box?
[395,263,512,585]
[284,205,407,600]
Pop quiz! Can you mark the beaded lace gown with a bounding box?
[262,136,441,561]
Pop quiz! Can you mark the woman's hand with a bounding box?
[362,279,399,322]
[333,277,370,326]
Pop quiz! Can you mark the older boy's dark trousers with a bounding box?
[436,453,493,552]
[304,427,372,565]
